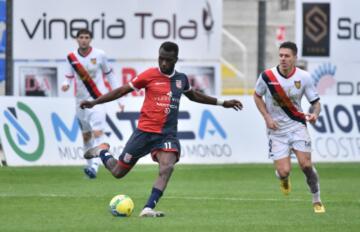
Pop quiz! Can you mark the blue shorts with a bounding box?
[118,129,181,169]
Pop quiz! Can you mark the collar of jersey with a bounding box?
[158,68,176,78]
[276,65,296,79]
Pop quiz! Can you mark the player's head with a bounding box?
[158,41,179,75]
[278,41,297,71]
[76,29,92,50]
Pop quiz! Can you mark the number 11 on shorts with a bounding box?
[164,142,172,149]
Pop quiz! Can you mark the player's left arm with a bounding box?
[306,100,321,124]
[184,89,243,111]
[304,73,321,124]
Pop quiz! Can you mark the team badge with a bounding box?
[91,58,97,65]
[294,80,301,89]
[176,80,182,89]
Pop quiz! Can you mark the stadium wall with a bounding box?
[11,0,223,96]
[0,96,359,166]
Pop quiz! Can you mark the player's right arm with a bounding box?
[80,84,133,109]
[254,76,278,130]
[62,55,75,92]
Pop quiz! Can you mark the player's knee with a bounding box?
[82,133,92,143]
[159,162,175,177]
[277,168,290,178]
[299,160,312,170]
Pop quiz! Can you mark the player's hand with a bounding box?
[80,100,95,109]
[265,115,279,130]
[223,99,243,111]
[305,113,318,124]
[61,84,70,92]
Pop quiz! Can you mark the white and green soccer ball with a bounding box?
[109,194,134,217]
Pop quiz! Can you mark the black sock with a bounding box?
[144,187,163,209]
[99,150,113,167]
[303,166,319,193]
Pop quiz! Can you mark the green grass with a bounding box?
[0,163,359,232]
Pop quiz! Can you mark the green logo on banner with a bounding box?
[3,102,45,161]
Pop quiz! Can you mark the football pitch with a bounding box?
[0,163,359,232]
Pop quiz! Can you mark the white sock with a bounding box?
[312,191,321,203]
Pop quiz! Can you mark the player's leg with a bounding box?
[292,127,325,213]
[139,136,180,217]
[139,151,177,217]
[268,134,292,195]
[78,110,98,179]
[90,130,106,173]
[294,149,325,213]
[84,107,107,177]
[84,129,147,178]
[274,157,292,195]
[82,131,98,178]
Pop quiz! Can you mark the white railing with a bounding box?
[221,28,249,92]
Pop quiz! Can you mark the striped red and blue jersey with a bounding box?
[129,67,191,135]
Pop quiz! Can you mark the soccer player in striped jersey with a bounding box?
[254,41,325,213]
[80,41,243,217]
[62,29,124,179]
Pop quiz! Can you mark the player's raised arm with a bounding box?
[80,84,133,109]
[184,89,243,111]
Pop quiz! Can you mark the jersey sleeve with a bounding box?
[183,74,191,92]
[64,54,75,78]
[254,73,267,96]
[304,73,320,103]
[129,68,152,90]
[63,54,75,86]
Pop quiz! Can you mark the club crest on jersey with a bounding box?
[176,80,182,89]
[123,153,133,163]
[294,80,301,89]
[90,58,97,65]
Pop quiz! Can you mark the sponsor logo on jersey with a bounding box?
[294,80,301,89]
[268,82,280,85]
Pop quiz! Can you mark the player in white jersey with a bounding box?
[254,41,325,213]
[61,29,123,179]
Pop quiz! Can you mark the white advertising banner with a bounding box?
[0,96,359,166]
[13,0,222,60]
[295,0,360,97]
[13,60,222,97]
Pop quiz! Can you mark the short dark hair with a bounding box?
[159,41,179,57]
[279,41,297,55]
[76,28,93,38]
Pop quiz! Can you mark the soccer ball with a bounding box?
[109,194,134,217]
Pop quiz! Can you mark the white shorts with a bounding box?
[267,126,312,160]
[76,104,106,133]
